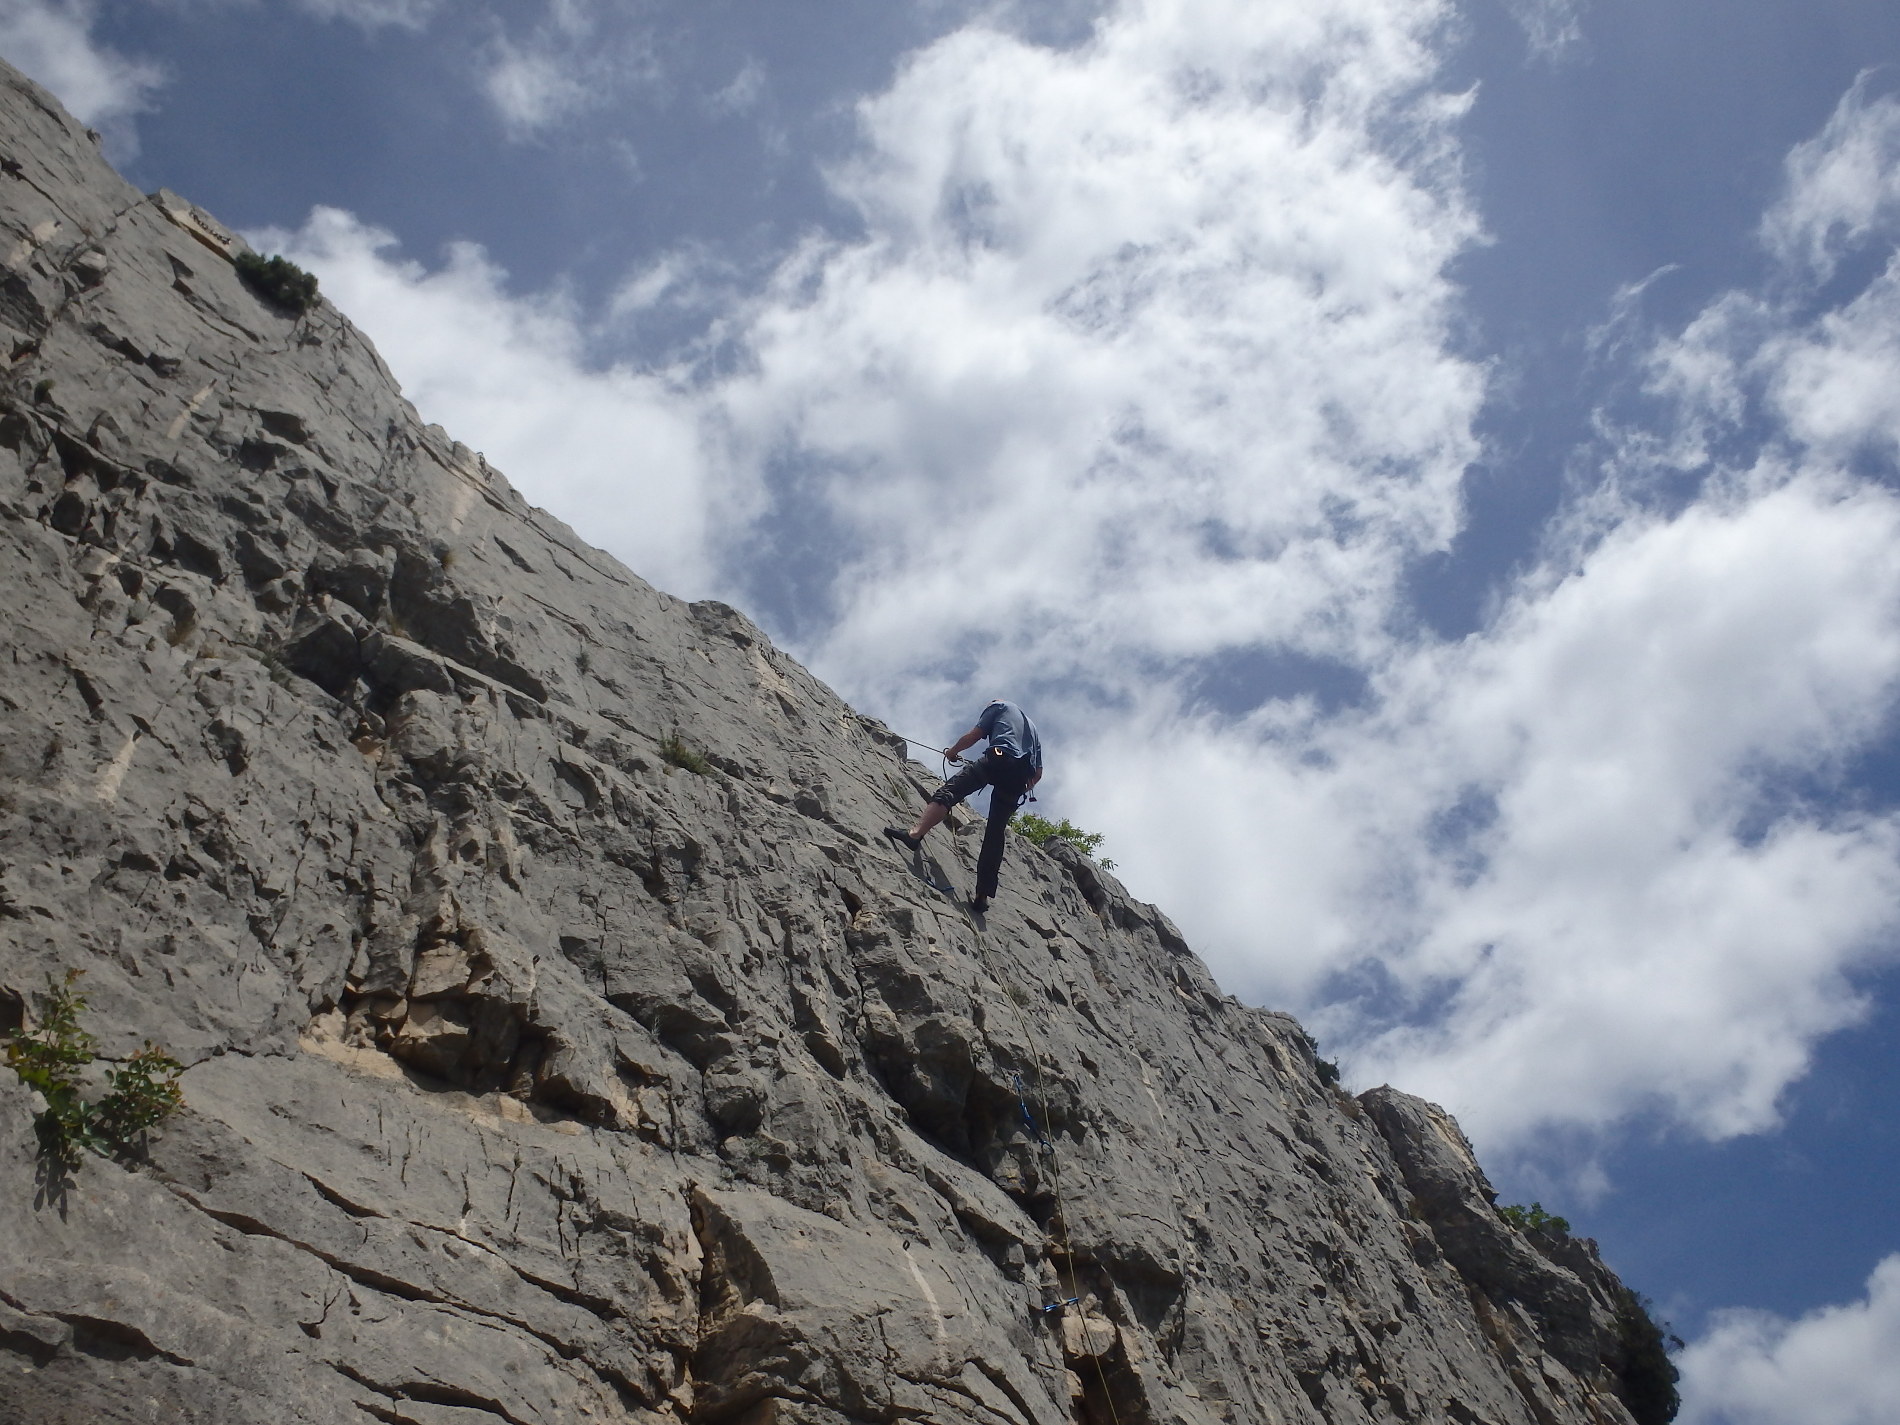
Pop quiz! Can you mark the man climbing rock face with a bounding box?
[886,698,1043,915]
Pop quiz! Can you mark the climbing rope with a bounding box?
[889,730,968,782]
[969,916,1129,1425]
[875,730,1123,1418]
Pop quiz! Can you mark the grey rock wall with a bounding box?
[0,58,1657,1425]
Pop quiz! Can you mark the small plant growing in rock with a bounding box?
[660,731,710,776]
[165,611,198,647]
[5,969,96,1172]
[236,637,297,689]
[1010,812,1115,869]
[4,970,185,1175]
[234,251,319,314]
[94,1045,188,1146]
[1498,1201,1571,1235]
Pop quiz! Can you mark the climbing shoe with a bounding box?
[970,895,990,915]
[883,826,921,852]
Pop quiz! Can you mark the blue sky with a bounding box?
[7,1,1900,1415]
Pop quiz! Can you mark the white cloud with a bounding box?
[474,0,659,138]
[1649,84,1900,477]
[258,208,729,599]
[1761,73,1900,282]
[1678,1255,1900,1425]
[707,57,765,118]
[1769,258,1900,461]
[294,0,442,30]
[715,0,1483,710]
[1317,79,1900,1147]
[0,0,163,153]
[1501,0,1586,59]
[482,36,595,133]
[1345,476,1900,1142]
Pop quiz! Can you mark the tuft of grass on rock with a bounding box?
[660,731,711,776]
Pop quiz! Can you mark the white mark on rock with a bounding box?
[167,382,216,441]
[903,1247,951,1372]
[445,475,477,536]
[3,218,61,270]
[95,730,139,803]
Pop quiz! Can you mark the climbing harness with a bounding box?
[889,733,1044,805]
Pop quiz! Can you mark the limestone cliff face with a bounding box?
[0,60,1657,1425]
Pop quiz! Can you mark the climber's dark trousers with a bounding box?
[930,750,1035,901]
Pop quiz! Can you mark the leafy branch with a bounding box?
[1011,812,1115,869]
[1497,1200,1571,1235]
[4,970,184,1175]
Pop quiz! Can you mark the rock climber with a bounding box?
[886,698,1043,915]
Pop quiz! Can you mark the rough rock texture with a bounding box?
[0,60,1656,1425]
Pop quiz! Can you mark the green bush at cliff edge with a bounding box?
[1011,812,1115,869]
[236,251,319,313]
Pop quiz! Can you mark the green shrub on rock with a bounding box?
[235,250,320,314]
[1011,812,1115,868]
[1498,1200,1572,1235]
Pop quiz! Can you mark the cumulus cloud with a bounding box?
[717,0,1483,706]
[1678,1255,1900,1425]
[258,208,728,598]
[293,0,442,30]
[474,0,659,138]
[1319,77,1900,1146]
[1650,82,1900,476]
[687,0,1900,1155]
[0,0,163,153]
[1343,477,1900,1141]
[1760,72,1900,282]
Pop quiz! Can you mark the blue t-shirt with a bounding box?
[976,700,1042,773]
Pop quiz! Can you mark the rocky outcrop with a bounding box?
[0,58,1661,1425]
